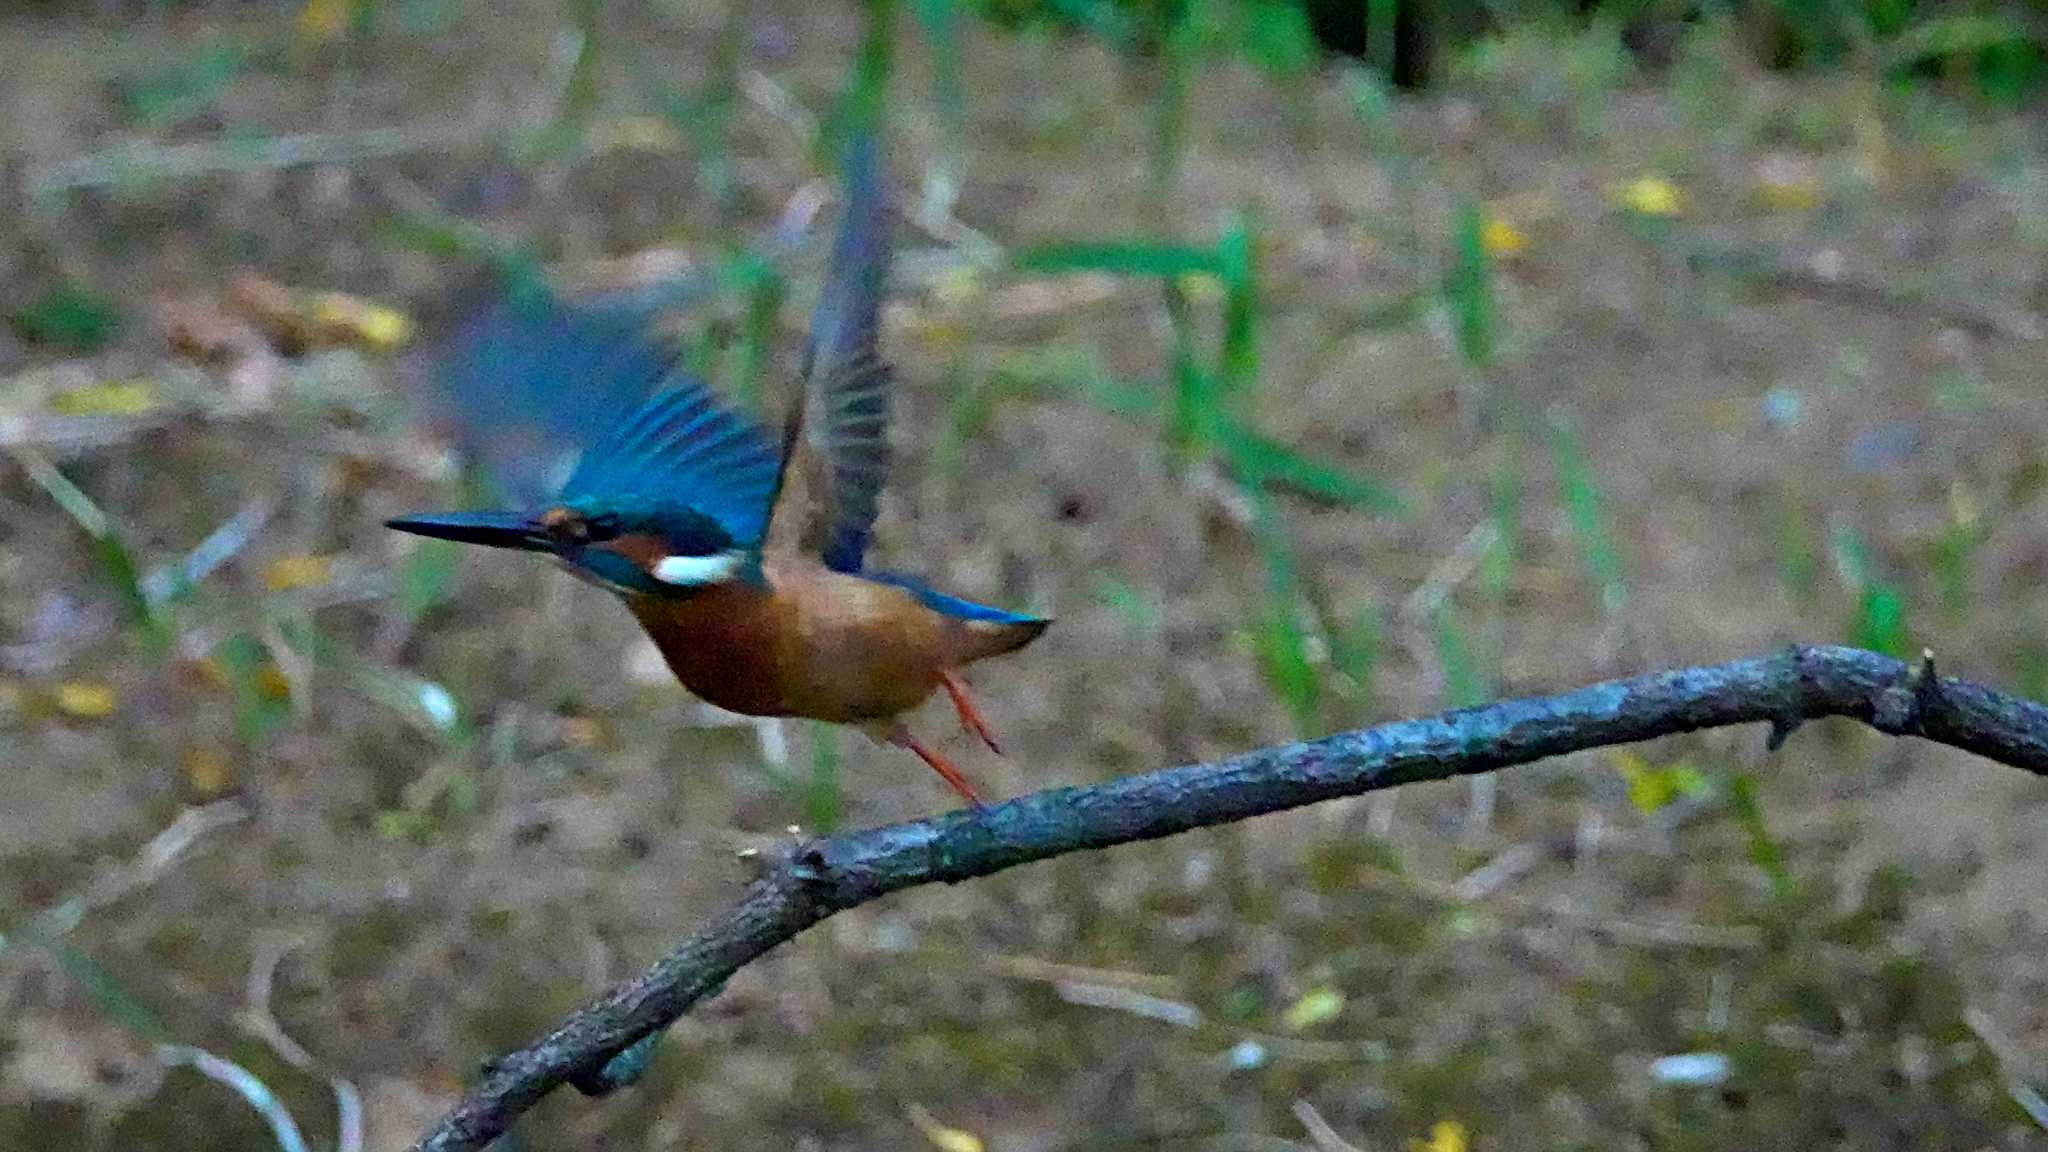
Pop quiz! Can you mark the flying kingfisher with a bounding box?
[387,137,1048,807]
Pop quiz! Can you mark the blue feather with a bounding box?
[430,287,669,503]
[563,381,783,547]
[861,572,1048,626]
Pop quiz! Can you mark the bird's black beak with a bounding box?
[385,510,550,552]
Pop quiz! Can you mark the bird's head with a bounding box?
[386,498,751,596]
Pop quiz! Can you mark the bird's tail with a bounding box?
[947,616,1052,666]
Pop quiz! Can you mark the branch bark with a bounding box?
[413,644,2048,1152]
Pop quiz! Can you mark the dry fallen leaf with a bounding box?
[907,1104,984,1152]
[1479,214,1527,257]
[1410,1119,1468,1152]
[225,269,413,354]
[295,0,357,47]
[1609,174,1686,218]
[1282,986,1345,1032]
[184,747,235,797]
[263,553,337,592]
[308,290,414,351]
[50,378,162,417]
[54,679,117,719]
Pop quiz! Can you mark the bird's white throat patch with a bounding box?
[651,550,747,587]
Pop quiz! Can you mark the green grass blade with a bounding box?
[1550,414,1629,618]
[1829,523,1912,658]
[800,723,845,835]
[213,631,294,752]
[628,5,746,208]
[46,940,172,1041]
[825,0,897,154]
[1434,601,1487,708]
[1775,481,1819,611]
[1928,489,1986,624]
[935,360,1067,480]
[1150,0,1193,203]
[1476,444,1521,682]
[732,263,787,414]
[1220,425,1405,514]
[1162,278,1216,463]
[559,0,603,139]
[1728,772,1792,904]
[377,213,548,303]
[915,0,970,208]
[1247,487,1320,736]
[15,449,173,654]
[9,281,122,351]
[395,538,461,623]
[1445,200,1497,370]
[1093,574,1165,638]
[1234,0,1317,79]
[1011,240,1222,280]
[1217,213,1258,392]
[1320,596,1381,720]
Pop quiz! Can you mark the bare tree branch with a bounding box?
[413,644,2048,1152]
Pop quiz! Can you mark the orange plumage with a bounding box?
[628,559,1047,725]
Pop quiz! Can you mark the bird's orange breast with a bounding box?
[626,559,951,724]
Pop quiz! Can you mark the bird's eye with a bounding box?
[538,506,589,544]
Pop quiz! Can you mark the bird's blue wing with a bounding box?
[861,572,1048,627]
[768,131,895,573]
[562,374,783,549]
[429,284,668,504]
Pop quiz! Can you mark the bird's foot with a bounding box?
[887,723,987,808]
[939,670,1004,756]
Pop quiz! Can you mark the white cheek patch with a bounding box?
[651,550,746,587]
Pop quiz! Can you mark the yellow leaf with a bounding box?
[1179,273,1225,306]
[257,665,293,703]
[1616,749,1686,814]
[184,748,234,796]
[1479,215,1527,257]
[264,554,336,592]
[1610,175,1686,218]
[1609,750,1706,814]
[308,292,413,351]
[1282,986,1345,1032]
[1752,178,1819,212]
[1410,1119,1468,1152]
[296,0,355,45]
[55,680,117,719]
[907,1104,983,1152]
[51,379,163,417]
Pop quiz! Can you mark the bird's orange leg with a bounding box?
[939,670,1004,756]
[887,723,987,808]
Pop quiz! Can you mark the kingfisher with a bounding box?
[387,136,1047,807]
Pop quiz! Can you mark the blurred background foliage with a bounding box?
[1,0,2046,1150]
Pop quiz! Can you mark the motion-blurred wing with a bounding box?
[428,284,670,504]
[560,362,783,550]
[768,132,895,573]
